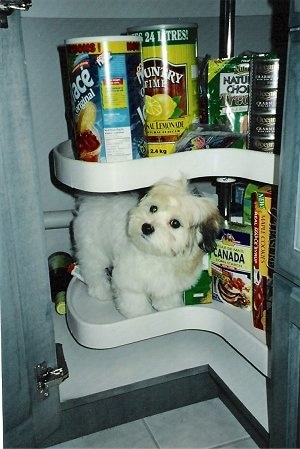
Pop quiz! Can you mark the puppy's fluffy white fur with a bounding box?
[73,177,222,318]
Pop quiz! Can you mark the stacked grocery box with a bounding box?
[252,185,277,330]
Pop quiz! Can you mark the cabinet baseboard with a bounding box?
[41,365,268,448]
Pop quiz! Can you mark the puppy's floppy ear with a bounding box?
[198,213,223,253]
[191,197,223,253]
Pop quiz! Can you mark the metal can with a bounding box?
[128,24,199,157]
[65,36,146,163]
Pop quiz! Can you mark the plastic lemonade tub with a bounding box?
[128,24,200,157]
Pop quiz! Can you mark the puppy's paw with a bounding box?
[115,291,154,318]
[87,284,113,301]
[117,304,154,318]
[152,294,183,312]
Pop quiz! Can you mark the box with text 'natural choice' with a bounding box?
[210,224,252,311]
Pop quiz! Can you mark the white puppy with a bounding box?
[73,177,222,318]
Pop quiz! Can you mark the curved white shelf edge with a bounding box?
[53,140,279,193]
[66,277,268,376]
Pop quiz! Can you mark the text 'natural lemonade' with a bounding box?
[128,24,199,156]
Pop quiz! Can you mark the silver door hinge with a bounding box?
[0,0,32,10]
[35,343,69,400]
[0,0,32,28]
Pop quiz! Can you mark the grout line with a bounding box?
[209,435,257,449]
[142,418,160,448]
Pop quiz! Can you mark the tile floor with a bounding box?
[50,398,259,448]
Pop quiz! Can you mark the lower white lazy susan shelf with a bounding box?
[54,140,275,378]
[66,277,268,376]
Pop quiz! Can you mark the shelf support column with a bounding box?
[219,0,236,58]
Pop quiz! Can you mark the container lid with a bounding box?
[65,35,142,44]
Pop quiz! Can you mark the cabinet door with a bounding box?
[269,274,300,448]
[275,29,300,286]
[289,0,300,28]
[1,12,61,447]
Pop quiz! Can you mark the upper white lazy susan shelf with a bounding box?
[53,140,279,193]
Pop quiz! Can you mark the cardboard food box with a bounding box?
[210,224,252,311]
[242,183,261,225]
[183,270,212,305]
[183,254,212,305]
[252,185,277,330]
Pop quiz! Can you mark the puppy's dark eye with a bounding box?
[170,219,181,229]
[150,205,158,213]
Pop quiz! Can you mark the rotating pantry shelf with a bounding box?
[66,277,268,375]
[53,140,279,193]
[53,140,277,371]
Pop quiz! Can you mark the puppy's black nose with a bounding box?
[142,223,154,235]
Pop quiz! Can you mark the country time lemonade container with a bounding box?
[65,36,146,163]
[128,24,200,156]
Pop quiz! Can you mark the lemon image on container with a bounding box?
[145,94,177,121]
[77,102,97,133]
[145,95,162,121]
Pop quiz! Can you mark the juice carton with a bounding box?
[210,224,252,311]
[252,185,277,330]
